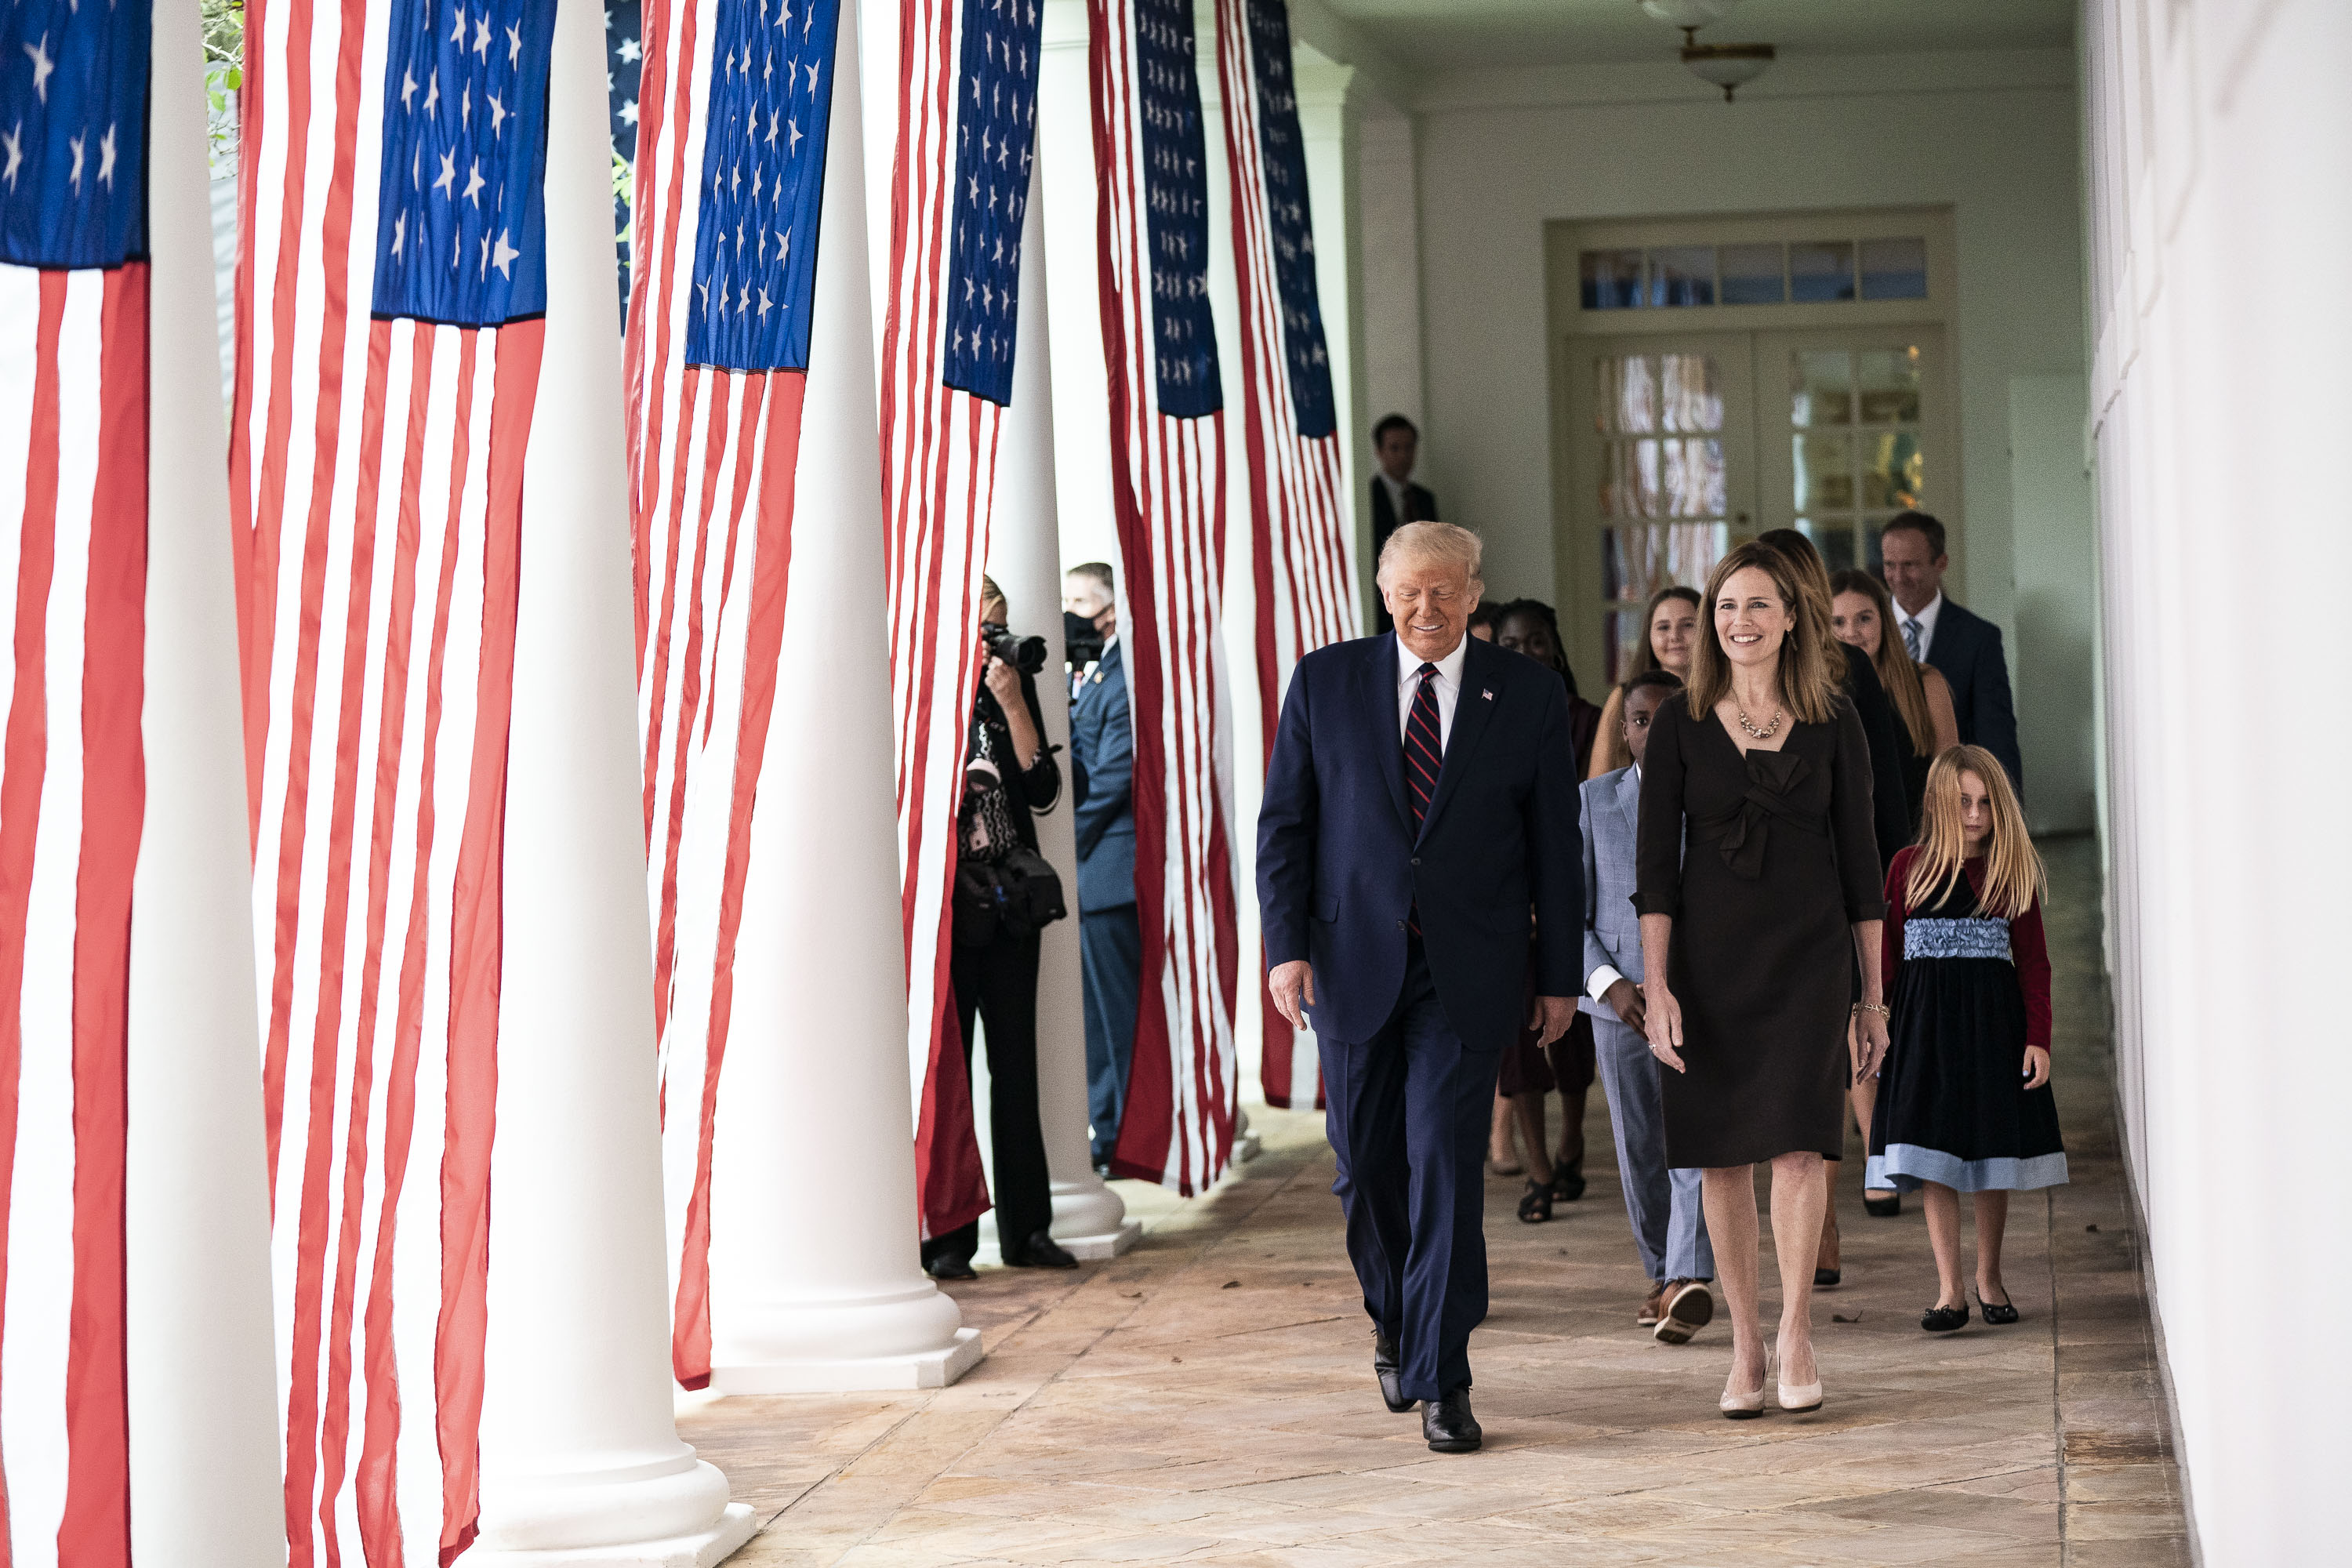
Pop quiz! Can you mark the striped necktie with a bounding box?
[1406,663,1443,831]
[1902,615,1925,660]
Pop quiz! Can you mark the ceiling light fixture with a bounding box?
[1682,41,1774,102]
[1640,0,1739,47]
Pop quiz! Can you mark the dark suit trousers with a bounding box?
[1079,902,1142,1165]
[924,927,1053,1264]
[1321,942,1498,1403]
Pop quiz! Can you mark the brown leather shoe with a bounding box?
[1637,1283,1666,1327]
[1654,1279,1715,1345]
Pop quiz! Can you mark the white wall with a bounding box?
[2083,2,2352,1558]
[1407,49,2096,826]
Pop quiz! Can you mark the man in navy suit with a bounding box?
[1065,563,1138,1172]
[1367,414,1439,634]
[1258,522,1584,1454]
[1879,511,2024,792]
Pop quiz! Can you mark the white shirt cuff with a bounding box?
[1587,964,1626,1004]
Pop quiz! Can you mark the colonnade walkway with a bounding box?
[684,840,2190,1566]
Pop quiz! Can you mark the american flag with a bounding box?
[1214,0,1355,1112]
[626,0,841,1388]
[880,0,1041,1242]
[608,0,647,310]
[1090,0,1239,1193]
[230,0,557,1558]
[0,3,150,1561]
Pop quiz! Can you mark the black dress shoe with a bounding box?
[1422,1386,1482,1453]
[1813,1267,1842,1288]
[1002,1230,1080,1269]
[1921,1301,1971,1333]
[1372,1327,1411,1413]
[924,1254,977,1281]
[1863,1192,1903,1218]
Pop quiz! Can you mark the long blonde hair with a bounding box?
[1907,746,2045,919]
[1831,568,1935,753]
[1686,543,1844,725]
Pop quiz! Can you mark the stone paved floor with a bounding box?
[684,839,2190,1566]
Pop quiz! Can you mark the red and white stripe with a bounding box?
[1213,0,1356,1112]
[231,0,539,1559]
[0,263,147,1568]
[626,0,809,1389]
[1089,0,1240,1196]
[878,0,1000,1244]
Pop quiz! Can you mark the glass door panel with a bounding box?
[1756,325,1950,576]
[1564,332,1756,688]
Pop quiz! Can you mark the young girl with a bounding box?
[1867,747,2067,1331]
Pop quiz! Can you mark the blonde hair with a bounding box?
[1377,521,1483,593]
[1907,746,2045,920]
[1830,568,1935,753]
[1686,542,1843,725]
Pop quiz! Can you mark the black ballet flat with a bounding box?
[1813,1268,1841,1288]
[1515,1178,1554,1224]
[1863,1192,1903,1218]
[1978,1291,2020,1326]
[1921,1301,1971,1333]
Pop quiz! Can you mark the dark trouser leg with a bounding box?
[972,929,1052,1245]
[1396,953,1498,1402]
[1319,1026,1410,1345]
[1079,902,1142,1166]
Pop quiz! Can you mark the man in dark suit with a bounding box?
[1258,521,1584,1454]
[1878,511,2024,792]
[1367,414,1439,633]
[1065,563,1138,1173]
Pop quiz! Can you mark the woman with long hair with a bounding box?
[1636,543,1889,1418]
[1831,568,1959,821]
[1589,586,1702,778]
[1869,748,2065,1330]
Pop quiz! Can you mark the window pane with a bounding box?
[1594,354,1657,434]
[1856,347,1922,423]
[1599,441,1662,519]
[1791,351,1853,426]
[1720,243,1784,305]
[1649,246,1716,307]
[1860,236,1929,299]
[1603,524,1728,604]
[1581,249,1644,310]
[1861,431,1925,509]
[1661,437,1726,517]
[1795,434,1854,511]
[1660,354,1724,433]
[1603,611,1643,685]
[1790,240,1857,303]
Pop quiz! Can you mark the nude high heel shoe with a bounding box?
[1777,1345,1823,1414]
[1720,1352,1767,1420]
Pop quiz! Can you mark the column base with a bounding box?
[466,1503,757,1568]
[710,1327,982,1394]
[1054,1219,1141,1260]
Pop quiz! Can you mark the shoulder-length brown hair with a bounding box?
[1686,542,1843,725]
[1830,568,1934,753]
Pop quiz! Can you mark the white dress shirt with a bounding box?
[1396,635,1468,751]
[1588,763,1635,1003]
[1897,590,1945,661]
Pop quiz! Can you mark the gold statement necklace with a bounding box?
[1734,702,1785,740]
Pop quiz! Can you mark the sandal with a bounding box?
[1921,1301,1971,1333]
[1515,1178,1554,1224]
[1547,1165,1585,1203]
[1978,1290,2020,1326]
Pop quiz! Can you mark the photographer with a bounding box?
[921,578,1080,1279]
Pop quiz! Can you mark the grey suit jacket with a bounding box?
[1578,765,1646,1020]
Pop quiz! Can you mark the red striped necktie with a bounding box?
[1405,663,1442,933]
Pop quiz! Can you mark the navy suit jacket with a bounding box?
[1069,641,1136,912]
[1923,598,2024,793]
[1257,633,1585,1053]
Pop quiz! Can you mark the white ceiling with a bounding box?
[1317,0,2075,74]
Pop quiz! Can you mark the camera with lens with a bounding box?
[982,622,1050,677]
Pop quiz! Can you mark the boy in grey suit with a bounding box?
[1581,670,1715,1342]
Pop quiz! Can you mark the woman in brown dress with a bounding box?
[1635,543,1889,1417]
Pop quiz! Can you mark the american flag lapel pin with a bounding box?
[1482,688,1494,702]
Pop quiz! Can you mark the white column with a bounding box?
[698,0,982,1394]
[123,5,285,1560]
[992,168,1139,1258]
[468,1,753,1561]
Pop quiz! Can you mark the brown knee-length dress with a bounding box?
[1632,695,1884,1167]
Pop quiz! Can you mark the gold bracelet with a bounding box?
[1852,1001,1890,1018]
